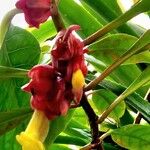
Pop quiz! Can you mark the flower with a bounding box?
[22,64,71,120]
[16,110,49,150]
[51,25,87,81]
[16,0,51,28]
[51,25,87,103]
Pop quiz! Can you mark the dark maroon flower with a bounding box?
[51,25,87,81]
[51,25,87,103]
[22,65,71,120]
[16,0,51,28]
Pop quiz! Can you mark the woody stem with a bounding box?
[50,0,65,31]
[80,93,103,150]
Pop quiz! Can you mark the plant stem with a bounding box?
[0,8,22,48]
[83,0,148,45]
[97,66,150,124]
[97,95,124,124]
[80,93,103,150]
[84,54,127,91]
[50,0,65,32]
[84,30,150,92]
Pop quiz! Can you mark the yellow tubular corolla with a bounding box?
[72,69,85,103]
[16,110,49,150]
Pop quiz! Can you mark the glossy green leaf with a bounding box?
[45,110,74,148]
[0,25,40,149]
[54,135,87,146]
[98,66,150,123]
[82,0,138,36]
[83,0,150,44]
[88,34,150,65]
[111,125,150,150]
[29,20,56,43]
[64,125,90,142]
[0,25,40,109]
[87,75,150,122]
[120,66,150,98]
[0,108,32,136]
[103,142,120,150]
[79,1,110,27]
[50,144,71,150]
[86,30,150,93]
[72,107,89,128]
[59,0,103,38]
[92,89,125,121]
[66,119,88,130]
[86,54,141,87]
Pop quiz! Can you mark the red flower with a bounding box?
[16,0,51,28]
[51,25,87,81]
[51,25,87,103]
[22,65,71,120]
[21,25,87,119]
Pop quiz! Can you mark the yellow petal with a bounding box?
[16,110,49,150]
[72,69,85,90]
[16,132,45,150]
[72,69,85,103]
[25,110,49,142]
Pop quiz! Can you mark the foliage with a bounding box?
[0,0,150,150]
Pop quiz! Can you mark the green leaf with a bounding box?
[72,108,89,127]
[83,0,139,36]
[29,20,56,43]
[85,30,150,92]
[92,89,125,121]
[0,66,28,78]
[0,25,40,149]
[98,66,150,123]
[83,0,150,44]
[45,110,74,148]
[120,109,134,126]
[0,108,32,136]
[66,119,88,130]
[86,54,142,87]
[111,125,150,150]
[0,25,40,110]
[103,142,120,150]
[79,1,110,27]
[54,135,87,146]
[50,144,71,150]
[88,34,150,65]
[121,66,150,98]
[64,126,90,142]
[87,75,150,122]
[59,0,103,38]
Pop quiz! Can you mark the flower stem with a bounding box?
[80,93,103,150]
[50,0,65,32]
[0,8,22,48]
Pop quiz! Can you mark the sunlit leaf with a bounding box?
[92,89,125,121]
[111,125,150,150]
[45,110,75,148]
[0,108,32,136]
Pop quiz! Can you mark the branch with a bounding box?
[80,93,103,150]
[0,8,22,47]
[50,0,65,32]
